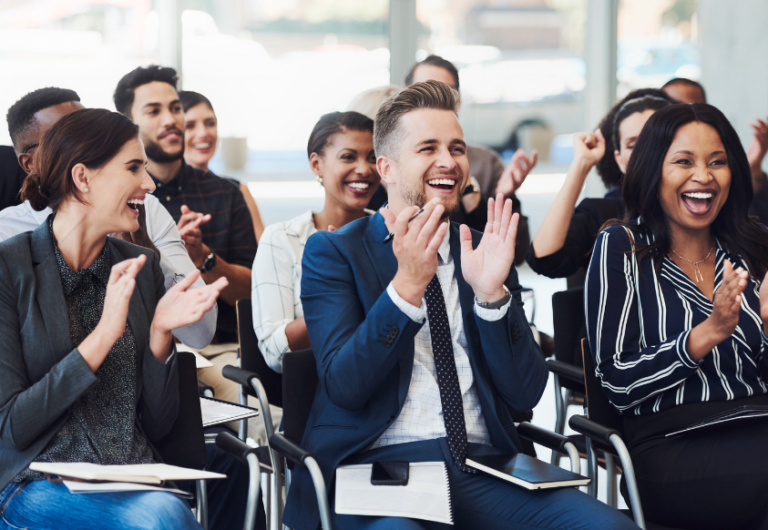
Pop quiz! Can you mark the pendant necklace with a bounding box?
[671,246,714,283]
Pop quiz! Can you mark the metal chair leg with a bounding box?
[195,479,209,530]
[551,375,565,465]
[244,453,262,530]
[604,452,617,508]
[563,440,581,475]
[608,433,646,530]
[586,439,598,498]
[305,457,332,530]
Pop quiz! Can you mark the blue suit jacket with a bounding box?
[285,212,548,530]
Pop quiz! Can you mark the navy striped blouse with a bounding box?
[585,224,768,416]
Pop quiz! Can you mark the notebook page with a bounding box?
[335,462,452,525]
[200,397,259,427]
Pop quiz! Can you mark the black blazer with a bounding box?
[0,220,179,490]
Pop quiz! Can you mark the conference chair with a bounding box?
[546,286,587,464]
[224,298,285,530]
[268,349,584,530]
[568,340,682,530]
[153,351,211,528]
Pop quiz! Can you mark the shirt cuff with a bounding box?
[473,295,512,322]
[675,329,701,369]
[386,282,427,323]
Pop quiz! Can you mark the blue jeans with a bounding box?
[0,480,201,530]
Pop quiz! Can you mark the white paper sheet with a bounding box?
[335,462,452,525]
[200,397,259,428]
[28,462,226,483]
[63,481,192,498]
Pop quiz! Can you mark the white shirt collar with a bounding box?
[438,225,451,264]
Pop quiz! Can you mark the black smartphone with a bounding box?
[370,461,409,486]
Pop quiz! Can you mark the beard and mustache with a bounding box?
[142,128,184,163]
[399,167,465,219]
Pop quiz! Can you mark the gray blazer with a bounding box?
[0,221,179,490]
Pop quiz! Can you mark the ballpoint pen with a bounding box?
[382,208,425,243]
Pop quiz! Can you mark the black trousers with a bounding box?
[625,406,768,530]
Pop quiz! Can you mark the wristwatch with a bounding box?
[198,252,217,273]
[476,285,511,310]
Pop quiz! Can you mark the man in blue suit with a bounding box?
[285,80,636,530]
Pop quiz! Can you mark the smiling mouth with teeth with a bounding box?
[427,178,457,190]
[194,143,211,149]
[681,190,715,215]
[127,198,145,211]
[347,182,370,190]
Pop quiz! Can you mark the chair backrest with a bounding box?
[153,351,208,470]
[580,338,625,452]
[281,349,318,445]
[236,298,283,408]
[552,286,586,392]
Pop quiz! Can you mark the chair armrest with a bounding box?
[546,359,584,384]
[215,431,261,466]
[270,433,313,468]
[516,421,572,455]
[568,415,620,445]
[222,365,260,388]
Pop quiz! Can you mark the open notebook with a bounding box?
[200,396,259,428]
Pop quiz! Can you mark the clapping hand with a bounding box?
[381,198,448,307]
[759,270,768,325]
[710,260,748,341]
[98,255,147,345]
[460,193,518,303]
[496,149,538,197]
[150,271,228,360]
[747,117,768,177]
[177,205,212,266]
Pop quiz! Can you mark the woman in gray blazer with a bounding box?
[0,108,226,530]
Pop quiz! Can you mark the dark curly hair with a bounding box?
[596,88,675,190]
[113,65,178,117]
[308,111,374,159]
[6,87,80,150]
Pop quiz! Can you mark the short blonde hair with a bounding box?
[346,85,400,121]
[374,80,460,160]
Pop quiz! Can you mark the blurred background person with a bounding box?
[252,110,379,373]
[528,94,673,283]
[179,90,265,242]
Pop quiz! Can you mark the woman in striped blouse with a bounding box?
[586,103,768,529]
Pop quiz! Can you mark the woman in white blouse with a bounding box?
[252,111,380,371]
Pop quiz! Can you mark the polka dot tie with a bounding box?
[424,274,476,473]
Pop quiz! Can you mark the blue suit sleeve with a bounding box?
[300,231,424,411]
[473,266,548,411]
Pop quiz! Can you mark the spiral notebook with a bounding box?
[335,462,452,524]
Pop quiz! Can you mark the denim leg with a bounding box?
[0,480,202,530]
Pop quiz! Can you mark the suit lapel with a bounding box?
[30,221,73,364]
[361,212,399,292]
[362,212,412,403]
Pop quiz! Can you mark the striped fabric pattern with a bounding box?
[585,224,768,416]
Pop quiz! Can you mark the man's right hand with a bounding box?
[380,198,448,307]
[177,205,211,266]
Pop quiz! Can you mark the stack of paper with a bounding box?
[335,462,452,525]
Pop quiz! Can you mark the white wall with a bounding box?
[699,0,768,150]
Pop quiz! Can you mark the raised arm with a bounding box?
[531,130,605,259]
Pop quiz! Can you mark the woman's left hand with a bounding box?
[760,271,768,324]
[149,271,228,360]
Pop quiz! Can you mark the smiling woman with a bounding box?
[251,111,380,373]
[586,103,768,529]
